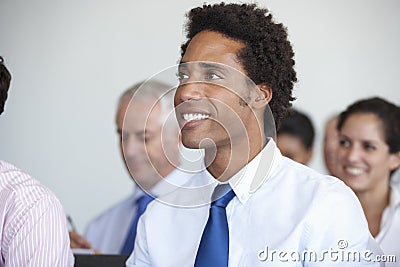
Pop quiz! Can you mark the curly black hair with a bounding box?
[0,56,12,116]
[180,3,297,129]
[337,97,400,154]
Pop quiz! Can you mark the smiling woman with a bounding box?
[336,97,400,263]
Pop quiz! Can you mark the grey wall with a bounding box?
[1,0,399,232]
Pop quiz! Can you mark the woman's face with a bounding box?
[337,113,400,193]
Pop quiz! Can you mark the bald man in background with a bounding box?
[70,80,193,254]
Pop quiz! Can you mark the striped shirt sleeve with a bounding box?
[0,161,74,266]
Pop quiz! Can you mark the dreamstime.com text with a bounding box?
[257,240,396,263]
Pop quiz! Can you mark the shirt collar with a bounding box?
[389,183,400,209]
[205,138,281,205]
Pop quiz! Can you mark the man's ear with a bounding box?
[253,83,272,109]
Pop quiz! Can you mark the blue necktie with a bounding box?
[194,184,236,267]
[120,194,154,254]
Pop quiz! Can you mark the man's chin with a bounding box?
[183,138,217,152]
[182,143,200,150]
[182,136,210,148]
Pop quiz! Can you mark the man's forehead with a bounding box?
[181,31,244,61]
[123,102,162,128]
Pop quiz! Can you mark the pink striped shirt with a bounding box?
[0,160,74,266]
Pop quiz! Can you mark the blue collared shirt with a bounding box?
[84,167,195,254]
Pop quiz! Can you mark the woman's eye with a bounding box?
[339,139,350,148]
[364,143,376,151]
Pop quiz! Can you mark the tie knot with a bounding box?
[211,184,236,208]
[137,194,154,212]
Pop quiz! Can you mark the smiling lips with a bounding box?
[179,112,211,130]
[182,113,210,122]
[344,166,366,176]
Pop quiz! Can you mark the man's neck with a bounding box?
[205,133,266,182]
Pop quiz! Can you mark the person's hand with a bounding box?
[69,231,92,249]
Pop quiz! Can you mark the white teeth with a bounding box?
[183,113,210,122]
[345,166,364,175]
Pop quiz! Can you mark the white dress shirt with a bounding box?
[375,183,400,266]
[84,167,195,254]
[127,140,384,267]
[0,160,74,267]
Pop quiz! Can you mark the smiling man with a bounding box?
[126,3,383,267]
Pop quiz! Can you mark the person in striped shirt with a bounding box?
[0,56,74,266]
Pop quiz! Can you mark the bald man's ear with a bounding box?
[252,84,272,109]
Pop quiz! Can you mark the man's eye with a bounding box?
[176,72,189,81]
[121,134,129,143]
[205,72,222,80]
[143,135,155,143]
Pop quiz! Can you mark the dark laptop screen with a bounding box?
[74,254,129,267]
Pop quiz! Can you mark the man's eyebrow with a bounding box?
[198,62,227,71]
[178,61,228,71]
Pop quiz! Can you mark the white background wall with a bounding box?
[1,0,399,232]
